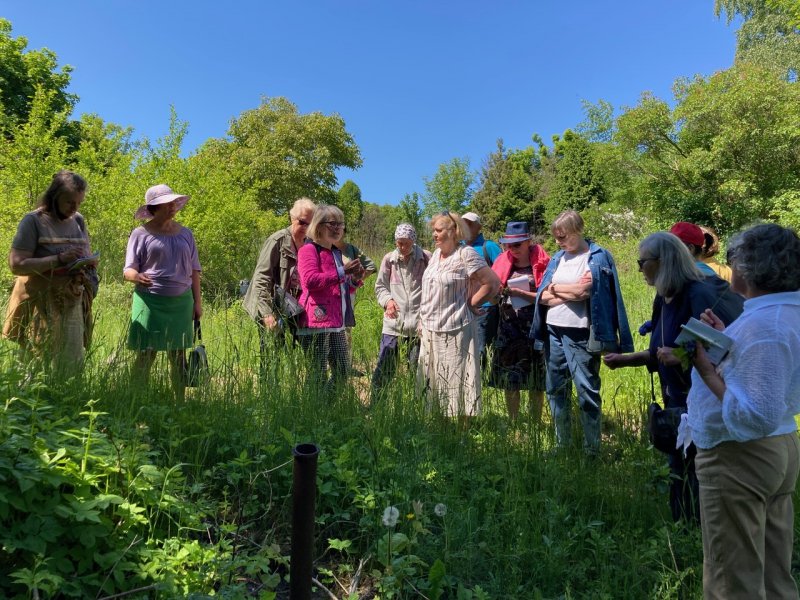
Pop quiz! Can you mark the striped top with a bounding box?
[12,210,90,258]
[420,245,487,333]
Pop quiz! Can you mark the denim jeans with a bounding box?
[545,325,602,454]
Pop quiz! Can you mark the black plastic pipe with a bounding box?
[290,443,320,600]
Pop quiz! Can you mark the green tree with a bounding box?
[422,157,474,216]
[715,0,799,78]
[0,19,77,138]
[335,179,364,228]
[614,63,800,232]
[544,130,607,223]
[200,96,362,213]
[472,140,544,235]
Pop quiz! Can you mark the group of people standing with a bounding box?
[5,172,800,599]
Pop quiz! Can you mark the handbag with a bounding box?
[648,402,686,454]
[186,319,209,388]
[273,285,304,319]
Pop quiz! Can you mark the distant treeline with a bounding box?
[1,1,798,294]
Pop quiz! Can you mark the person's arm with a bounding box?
[603,350,650,369]
[123,231,153,287]
[192,270,202,320]
[470,266,501,313]
[9,247,83,276]
[357,247,377,277]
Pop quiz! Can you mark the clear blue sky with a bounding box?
[4,1,738,206]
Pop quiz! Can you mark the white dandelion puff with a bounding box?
[434,503,447,517]
[382,506,400,528]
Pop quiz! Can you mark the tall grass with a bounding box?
[1,237,790,598]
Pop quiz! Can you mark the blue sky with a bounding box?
[4,1,738,206]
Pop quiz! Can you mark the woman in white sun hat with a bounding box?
[123,184,202,398]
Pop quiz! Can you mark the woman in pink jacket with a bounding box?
[296,204,365,389]
[488,222,550,420]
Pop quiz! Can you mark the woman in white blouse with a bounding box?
[687,223,800,600]
[418,211,500,421]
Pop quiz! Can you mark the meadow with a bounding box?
[1,236,793,599]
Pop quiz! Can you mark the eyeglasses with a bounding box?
[637,257,658,269]
[323,221,345,229]
[296,219,310,227]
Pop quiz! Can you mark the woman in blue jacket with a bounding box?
[530,210,633,455]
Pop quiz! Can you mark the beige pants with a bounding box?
[696,433,800,600]
[417,320,481,417]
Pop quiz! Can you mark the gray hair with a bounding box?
[727,224,800,293]
[289,197,317,221]
[308,204,344,243]
[639,232,703,297]
[551,210,585,236]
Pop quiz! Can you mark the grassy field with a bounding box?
[1,237,796,599]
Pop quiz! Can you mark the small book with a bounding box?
[66,252,100,271]
[674,317,733,365]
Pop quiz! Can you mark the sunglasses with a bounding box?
[509,241,525,249]
[323,221,345,229]
[637,257,658,269]
[297,219,310,227]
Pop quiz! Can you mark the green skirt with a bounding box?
[128,288,193,352]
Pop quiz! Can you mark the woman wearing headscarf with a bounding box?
[296,204,365,390]
[603,232,743,522]
[124,184,201,398]
[243,197,316,371]
[686,224,800,599]
[371,223,431,399]
[531,210,633,455]
[417,211,501,421]
[4,170,97,374]
[488,222,550,420]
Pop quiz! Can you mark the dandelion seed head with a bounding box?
[434,503,447,517]
[382,506,400,527]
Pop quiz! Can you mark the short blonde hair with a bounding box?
[289,197,317,221]
[551,210,585,236]
[431,211,469,243]
[308,204,344,243]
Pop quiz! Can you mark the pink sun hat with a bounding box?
[134,184,190,220]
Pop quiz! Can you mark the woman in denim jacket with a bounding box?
[530,210,633,455]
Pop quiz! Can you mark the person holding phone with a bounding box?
[295,204,364,391]
[4,170,97,374]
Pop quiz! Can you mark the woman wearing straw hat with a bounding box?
[123,184,202,398]
[488,222,550,421]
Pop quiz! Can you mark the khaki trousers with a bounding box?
[695,433,800,600]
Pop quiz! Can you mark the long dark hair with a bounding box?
[38,170,87,216]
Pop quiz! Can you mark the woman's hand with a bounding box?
[602,353,626,370]
[57,247,83,265]
[193,303,203,320]
[699,308,725,331]
[136,273,153,287]
[656,346,682,367]
[263,314,280,331]
[385,299,399,319]
[469,303,487,316]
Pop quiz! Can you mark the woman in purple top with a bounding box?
[123,184,202,397]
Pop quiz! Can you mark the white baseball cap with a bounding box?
[462,212,481,224]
